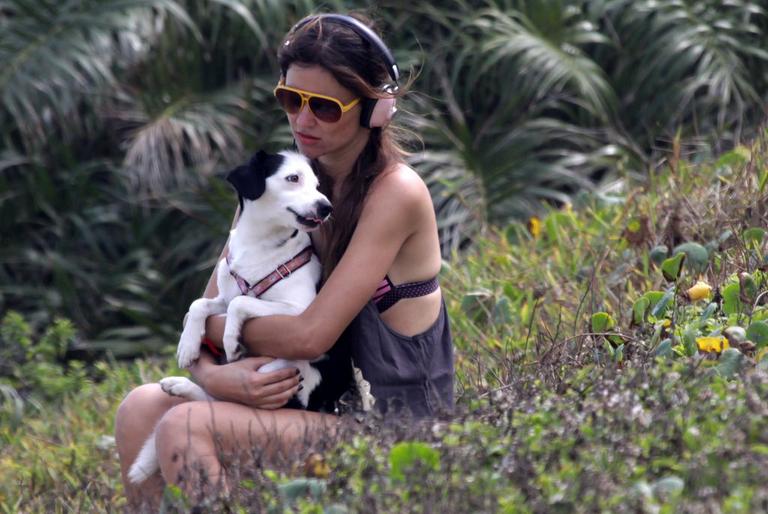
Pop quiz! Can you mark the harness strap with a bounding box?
[226,246,314,298]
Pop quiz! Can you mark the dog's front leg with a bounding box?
[177,296,228,368]
[222,296,304,362]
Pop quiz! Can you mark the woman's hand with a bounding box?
[190,352,302,409]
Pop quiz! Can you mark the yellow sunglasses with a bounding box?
[273,84,360,123]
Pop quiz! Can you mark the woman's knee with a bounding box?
[155,402,211,455]
[116,384,164,426]
[115,383,182,450]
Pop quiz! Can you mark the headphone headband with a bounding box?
[291,14,400,85]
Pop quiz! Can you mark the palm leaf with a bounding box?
[113,86,250,193]
[603,0,768,145]
[469,1,617,121]
[0,0,200,149]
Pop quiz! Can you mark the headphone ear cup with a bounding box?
[360,97,397,128]
[359,98,377,128]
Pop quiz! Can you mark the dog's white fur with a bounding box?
[128,151,330,484]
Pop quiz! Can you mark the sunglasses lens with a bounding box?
[308,97,343,123]
[275,88,302,114]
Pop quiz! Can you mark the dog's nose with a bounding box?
[316,201,332,220]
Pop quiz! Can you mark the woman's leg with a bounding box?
[115,383,189,511]
[154,401,339,499]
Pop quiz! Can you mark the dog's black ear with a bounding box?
[250,150,284,178]
[226,163,266,200]
[226,150,284,200]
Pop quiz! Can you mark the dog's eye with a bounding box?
[286,174,300,183]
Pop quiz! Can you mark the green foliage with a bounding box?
[0,311,88,402]
[649,245,669,266]
[1,3,768,512]
[4,0,768,333]
[661,252,686,282]
[747,321,768,349]
[671,242,709,275]
[389,441,441,482]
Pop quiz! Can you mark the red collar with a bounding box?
[226,246,315,298]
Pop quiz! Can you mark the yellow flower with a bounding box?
[696,336,730,353]
[304,453,330,479]
[527,216,542,238]
[685,280,712,302]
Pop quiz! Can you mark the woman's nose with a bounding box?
[295,103,316,127]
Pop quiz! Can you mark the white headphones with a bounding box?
[290,14,400,128]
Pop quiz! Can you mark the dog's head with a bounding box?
[226,150,332,231]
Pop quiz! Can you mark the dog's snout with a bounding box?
[316,201,332,220]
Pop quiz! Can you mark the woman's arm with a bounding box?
[205,166,430,360]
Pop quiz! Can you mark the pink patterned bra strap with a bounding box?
[226,246,314,298]
[373,275,439,313]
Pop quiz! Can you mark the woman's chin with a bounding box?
[296,143,323,160]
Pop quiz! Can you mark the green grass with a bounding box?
[2,132,768,512]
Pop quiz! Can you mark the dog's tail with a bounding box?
[128,429,159,484]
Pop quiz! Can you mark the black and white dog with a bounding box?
[128,150,351,484]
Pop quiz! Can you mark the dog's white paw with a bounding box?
[176,326,202,368]
[223,332,244,363]
[159,377,210,401]
[295,363,322,407]
[159,376,195,397]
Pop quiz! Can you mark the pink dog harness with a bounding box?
[226,246,315,298]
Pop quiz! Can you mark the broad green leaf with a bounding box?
[649,245,669,266]
[739,273,759,303]
[654,338,673,358]
[722,283,743,316]
[661,252,686,282]
[682,326,698,356]
[632,297,650,325]
[278,478,327,503]
[390,442,440,482]
[699,302,718,326]
[651,291,674,318]
[602,339,615,357]
[714,348,745,378]
[746,321,768,349]
[715,146,750,170]
[591,312,615,333]
[672,242,708,275]
[608,334,625,346]
[743,227,766,247]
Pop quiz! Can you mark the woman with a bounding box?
[115,13,453,507]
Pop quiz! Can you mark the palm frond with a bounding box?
[604,0,768,144]
[469,2,617,120]
[113,85,250,193]
[0,0,199,149]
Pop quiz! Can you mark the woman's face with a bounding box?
[283,64,368,161]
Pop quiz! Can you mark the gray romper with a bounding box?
[341,278,455,418]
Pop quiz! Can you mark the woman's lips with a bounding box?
[296,132,320,146]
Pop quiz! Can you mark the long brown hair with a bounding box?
[277,13,407,281]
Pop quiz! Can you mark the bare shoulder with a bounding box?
[365,163,431,214]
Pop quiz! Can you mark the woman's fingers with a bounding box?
[251,372,301,399]
[256,366,301,386]
[258,384,301,409]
